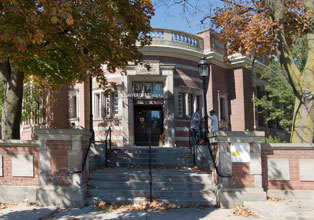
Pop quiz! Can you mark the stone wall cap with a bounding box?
[35,128,91,136]
[210,131,265,137]
[0,140,40,147]
[262,143,314,150]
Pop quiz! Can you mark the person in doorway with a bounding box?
[190,108,202,144]
[209,110,219,134]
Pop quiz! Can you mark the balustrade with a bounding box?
[139,28,204,51]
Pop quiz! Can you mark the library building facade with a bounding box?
[21,28,285,147]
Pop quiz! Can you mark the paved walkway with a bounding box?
[0,203,57,220]
[0,199,314,220]
[43,206,266,220]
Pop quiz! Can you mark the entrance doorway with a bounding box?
[134,105,163,146]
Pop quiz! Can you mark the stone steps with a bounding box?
[87,167,217,206]
[107,147,194,168]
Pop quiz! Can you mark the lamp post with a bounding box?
[89,74,95,141]
[198,57,209,143]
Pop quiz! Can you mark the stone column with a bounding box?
[209,131,266,208]
[121,75,134,146]
[162,66,175,147]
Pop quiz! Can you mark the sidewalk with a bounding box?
[244,199,314,220]
[0,203,57,220]
[0,199,313,220]
[45,206,266,220]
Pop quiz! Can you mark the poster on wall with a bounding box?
[230,143,250,162]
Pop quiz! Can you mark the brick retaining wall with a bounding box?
[0,142,40,186]
[0,129,91,207]
[261,144,314,194]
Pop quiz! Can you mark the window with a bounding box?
[187,94,193,117]
[94,93,101,118]
[134,83,143,97]
[133,82,163,97]
[114,93,119,116]
[93,90,119,119]
[153,83,163,97]
[182,93,186,117]
[69,93,77,118]
[219,97,227,120]
[143,83,153,96]
[178,93,183,117]
[196,95,201,109]
[105,92,111,118]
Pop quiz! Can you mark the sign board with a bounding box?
[230,143,250,162]
[133,98,164,105]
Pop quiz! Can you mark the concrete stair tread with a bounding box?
[87,196,216,206]
[86,197,148,205]
[91,167,148,174]
[110,146,191,150]
[107,162,194,166]
[108,157,193,160]
[90,167,211,175]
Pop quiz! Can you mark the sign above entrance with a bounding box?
[133,82,163,98]
[133,98,164,105]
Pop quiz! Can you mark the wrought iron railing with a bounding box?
[104,127,112,166]
[69,126,93,174]
[148,125,152,203]
[70,126,111,173]
[189,129,232,178]
[189,129,196,164]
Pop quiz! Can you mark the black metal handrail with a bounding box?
[70,126,111,174]
[189,129,196,164]
[189,129,232,178]
[148,120,153,203]
[70,129,93,174]
[206,133,233,178]
[104,126,112,166]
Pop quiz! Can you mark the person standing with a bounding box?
[209,110,219,134]
[190,108,202,144]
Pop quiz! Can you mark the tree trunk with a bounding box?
[0,59,24,139]
[271,0,314,143]
[291,95,314,143]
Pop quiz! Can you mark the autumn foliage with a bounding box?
[213,0,312,57]
[0,0,154,139]
[0,0,154,85]
[212,0,314,143]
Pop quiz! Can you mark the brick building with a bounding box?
[21,28,283,146]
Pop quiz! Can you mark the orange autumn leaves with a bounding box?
[0,0,154,86]
[212,0,313,58]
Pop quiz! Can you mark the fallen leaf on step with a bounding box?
[267,197,285,202]
[233,204,259,218]
[0,203,18,210]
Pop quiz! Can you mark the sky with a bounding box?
[150,0,223,35]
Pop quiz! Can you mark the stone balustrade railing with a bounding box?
[139,28,204,51]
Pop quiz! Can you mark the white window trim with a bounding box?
[92,89,120,120]
[92,89,104,120]
[69,89,79,119]
[218,91,228,121]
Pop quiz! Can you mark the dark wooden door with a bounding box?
[134,106,163,146]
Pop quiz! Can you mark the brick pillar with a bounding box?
[45,87,71,129]
[35,129,91,207]
[209,131,266,208]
